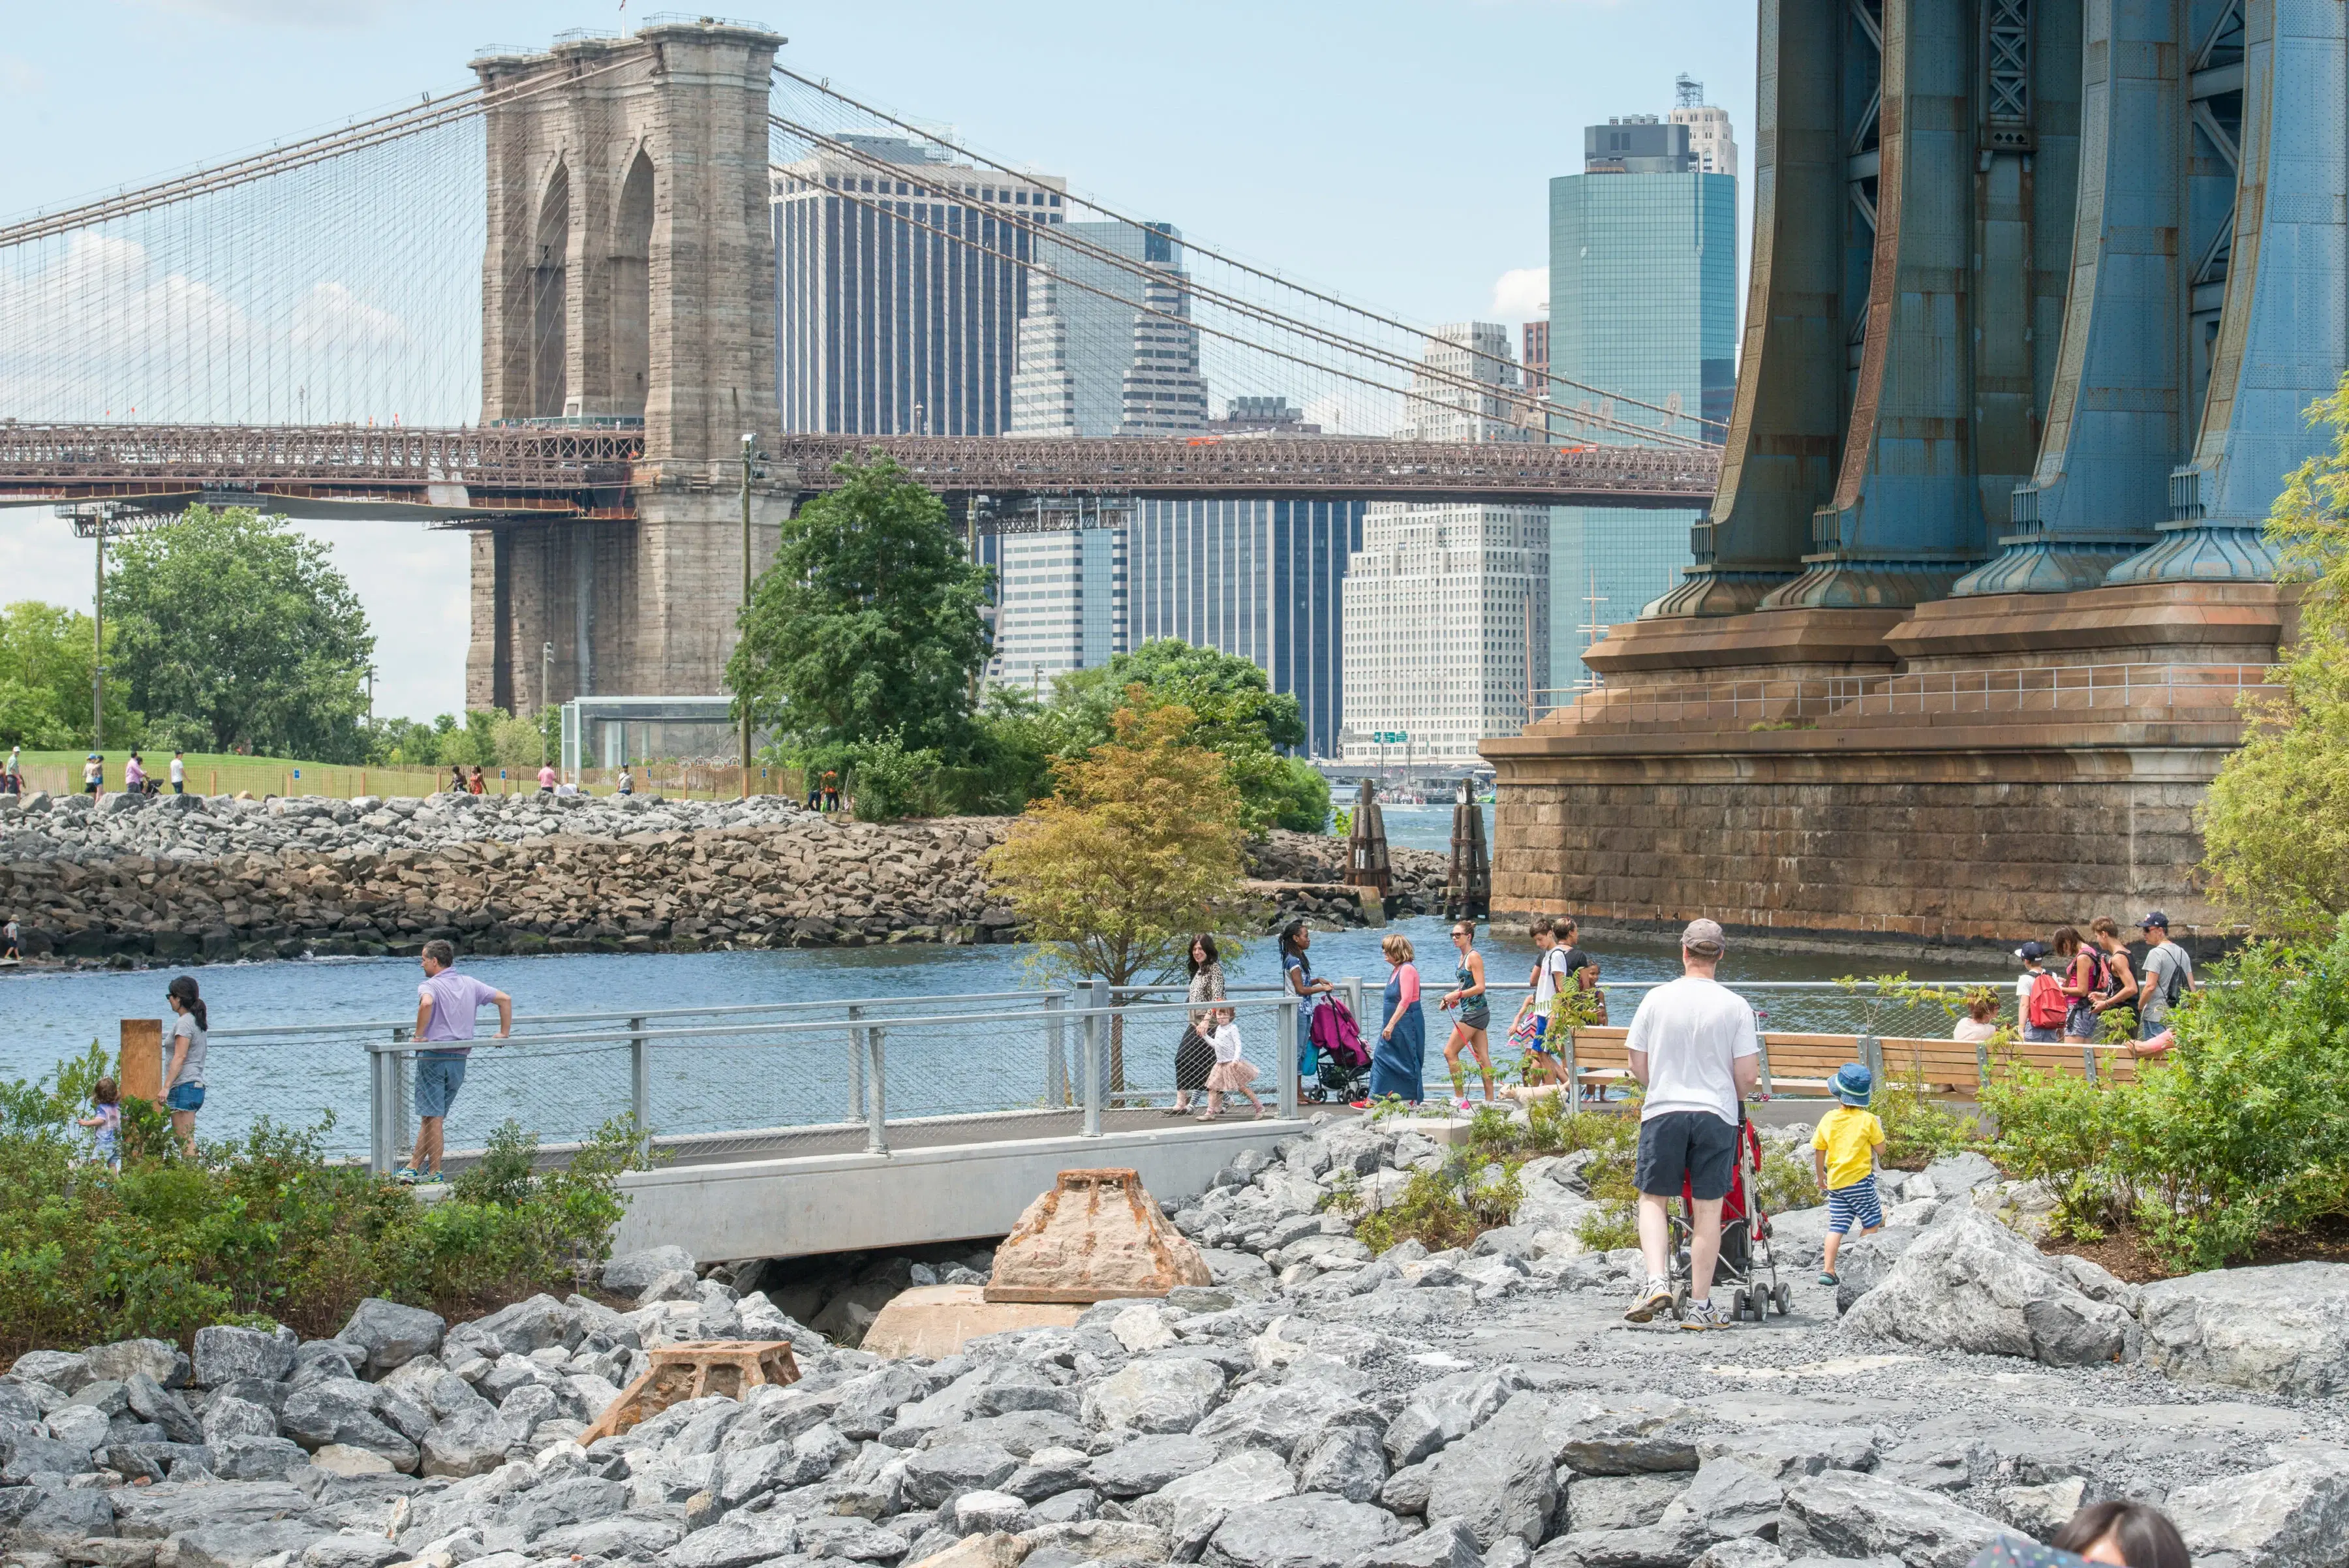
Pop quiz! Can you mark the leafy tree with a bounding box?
[985,694,1248,1002]
[728,457,991,756]
[104,507,375,763]
[0,601,137,750]
[2203,373,2349,929]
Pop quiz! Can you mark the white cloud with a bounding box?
[132,0,392,28]
[1489,266,1549,322]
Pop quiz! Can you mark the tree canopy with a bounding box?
[728,457,992,756]
[0,601,136,750]
[2202,374,2349,930]
[104,506,375,763]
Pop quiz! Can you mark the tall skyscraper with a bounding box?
[1668,75,1740,177]
[990,521,1128,688]
[1342,325,1549,765]
[1116,268,1210,435]
[774,135,1066,435]
[1547,95,1736,687]
[1008,220,1181,438]
[1127,499,1362,758]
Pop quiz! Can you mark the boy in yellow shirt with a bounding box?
[1812,1062,1887,1286]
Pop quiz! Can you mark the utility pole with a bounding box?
[741,432,754,799]
[91,509,108,752]
[540,642,553,763]
[1523,591,1536,725]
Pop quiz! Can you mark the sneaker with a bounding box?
[1623,1278,1674,1323]
[394,1167,419,1186]
[418,1169,446,1185]
[1817,1270,1839,1287]
[1680,1299,1729,1331]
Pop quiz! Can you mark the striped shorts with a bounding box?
[1826,1175,1884,1235]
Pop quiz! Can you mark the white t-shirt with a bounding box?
[1532,946,1570,1006]
[170,757,185,784]
[1624,975,1759,1125]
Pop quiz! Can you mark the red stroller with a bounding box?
[1667,1102,1790,1323]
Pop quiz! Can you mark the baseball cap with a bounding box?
[1680,918,1726,957]
[2137,911,2170,930]
[1832,1062,1874,1107]
[2014,940,2049,962]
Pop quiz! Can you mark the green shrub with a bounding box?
[0,1050,645,1360]
[1345,1159,1524,1256]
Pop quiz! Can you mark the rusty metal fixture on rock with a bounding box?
[983,1167,1212,1304]
[577,1339,799,1443]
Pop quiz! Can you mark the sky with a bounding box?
[1,0,1759,724]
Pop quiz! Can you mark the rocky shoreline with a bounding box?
[3,1112,2344,1568]
[0,792,1451,968]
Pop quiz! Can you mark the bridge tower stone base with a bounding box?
[463,20,791,716]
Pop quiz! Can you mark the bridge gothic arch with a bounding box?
[610,146,654,422]
[530,159,570,420]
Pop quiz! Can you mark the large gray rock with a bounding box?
[536,1516,687,1561]
[1133,1447,1298,1538]
[171,1518,333,1568]
[85,1338,192,1390]
[102,1439,210,1483]
[1346,1520,1484,1568]
[12,1486,114,1549]
[335,1300,446,1378]
[1918,1153,2002,1198]
[192,1326,298,1388]
[659,1509,801,1568]
[303,1536,411,1568]
[1206,1494,1406,1568]
[420,1406,517,1478]
[124,1373,203,1445]
[1691,1545,1789,1568]
[1091,1434,1221,1498]
[1565,1475,1692,1533]
[443,1293,578,1363]
[1529,1522,1708,1568]
[829,1362,940,1441]
[1833,1230,1922,1315]
[1193,1383,1377,1460]
[1550,1402,1699,1477]
[207,1434,313,1481]
[2136,1263,2349,1397]
[902,1441,1021,1509]
[1423,1393,1559,1548]
[2,1433,94,1481]
[1776,1470,2018,1568]
[1658,1458,1784,1541]
[1696,1426,1879,1484]
[6,1350,93,1393]
[200,1394,281,1448]
[281,1379,418,1471]
[604,1245,698,1295]
[1018,1519,1176,1564]
[1381,1370,1520,1468]
[1293,1426,1387,1504]
[1081,1358,1227,1435]
[2168,1454,2349,1568]
[1841,1210,2136,1367]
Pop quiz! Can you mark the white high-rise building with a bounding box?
[1341,324,1549,765]
[991,522,1128,688]
[1669,75,1740,177]
[1118,269,1209,435]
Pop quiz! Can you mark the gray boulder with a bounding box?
[604,1245,698,1295]
[1381,1369,1521,1467]
[125,1373,203,1444]
[201,1394,282,1447]
[281,1379,419,1471]
[1005,1445,1093,1503]
[421,1406,517,1477]
[443,1293,578,1362]
[207,1434,313,1481]
[1696,1426,1879,1484]
[303,1537,410,1568]
[536,1516,687,1560]
[1206,1494,1405,1568]
[1423,1392,1559,1547]
[46,1402,113,1453]
[659,1509,800,1568]
[1018,1519,1176,1564]
[1346,1520,1484,1568]
[3,1434,94,1481]
[1657,1458,1784,1541]
[1529,1522,1708,1568]
[193,1325,298,1388]
[1550,1402,1700,1477]
[830,1362,940,1441]
[1194,1383,1376,1460]
[335,1299,446,1377]
[1833,1230,1922,1315]
[902,1441,1022,1509]
[1918,1152,2002,1198]
[1091,1434,1221,1498]
[1690,1544,1789,1568]
[1293,1426,1387,1504]
[166,1518,331,1568]
[2136,1263,2349,1397]
[1565,1475,1692,1533]
[85,1338,192,1390]
[1133,1447,1298,1538]
[100,1439,209,1483]
[1776,1470,2018,1568]
[12,1486,115,1549]
[6,1350,93,1393]
[1081,1358,1227,1435]
[1841,1210,2137,1367]
[2168,1454,2349,1568]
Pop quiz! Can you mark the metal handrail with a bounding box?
[1532,660,2271,724]
[206,989,1057,1042]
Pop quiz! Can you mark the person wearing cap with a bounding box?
[1621,917,1762,1330]
[2134,912,2196,1039]
[1811,1064,1888,1286]
[2015,942,2066,1044]
[83,754,102,795]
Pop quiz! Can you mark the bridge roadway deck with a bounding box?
[0,424,1721,521]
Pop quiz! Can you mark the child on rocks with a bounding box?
[1812,1062,1886,1286]
[80,1077,121,1171]
[1197,1007,1268,1121]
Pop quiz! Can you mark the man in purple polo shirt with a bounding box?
[399,939,512,1185]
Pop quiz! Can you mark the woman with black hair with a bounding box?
[2051,1502,2188,1568]
[1171,934,1225,1115]
[1281,919,1336,1102]
[164,974,209,1155]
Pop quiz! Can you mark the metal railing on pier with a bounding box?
[1530,660,2271,726]
[170,976,2015,1171]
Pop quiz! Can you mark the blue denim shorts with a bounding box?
[166,1082,205,1113]
[415,1055,467,1119]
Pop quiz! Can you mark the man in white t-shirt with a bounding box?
[1622,917,1761,1330]
[169,751,186,795]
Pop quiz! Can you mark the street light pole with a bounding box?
[540,642,553,765]
[91,510,107,752]
[740,431,754,801]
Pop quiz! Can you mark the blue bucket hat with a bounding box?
[1832,1062,1874,1107]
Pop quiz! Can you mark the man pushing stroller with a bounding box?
[1621,919,1762,1331]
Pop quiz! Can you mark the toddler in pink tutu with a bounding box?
[1197,1007,1268,1120]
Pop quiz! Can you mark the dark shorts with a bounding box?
[1635,1110,1738,1201]
[166,1082,205,1113]
[2064,1001,2098,1039]
[416,1054,468,1119]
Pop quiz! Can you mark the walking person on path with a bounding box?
[1371,933,1426,1103]
[449,764,468,794]
[169,750,185,795]
[2134,912,2197,1039]
[1439,921,1494,1104]
[536,761,557,794]
[2089,916,2140,1039]
[1281,919,1336,1102]
[468,765,486,795]
[4,745,18,789]
[400,940,512,1186]
[123,753,146,795]
[2,914,20,961]
[163,974,209,1156]
[2053,927,2102,1045]
[1171,934,1225,1115]
[1197,1006,1268,1120]
[1622,918,1762,1330]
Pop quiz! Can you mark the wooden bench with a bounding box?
[1522,1025,2144,1104]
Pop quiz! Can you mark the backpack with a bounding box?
[2026,972,2068,1030]
[1310,998,1370,1070]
